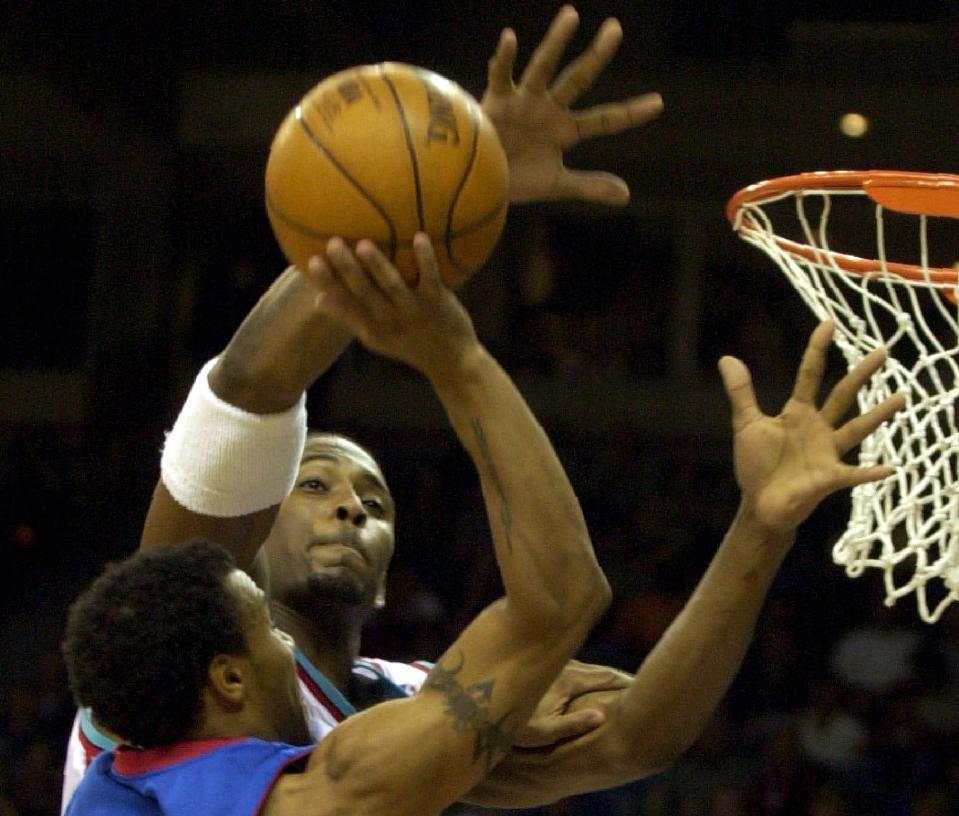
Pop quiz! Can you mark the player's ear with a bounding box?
[208,654,249,707]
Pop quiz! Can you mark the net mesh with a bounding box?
[730,177,959,622]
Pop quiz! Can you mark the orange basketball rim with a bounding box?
[727,170,959,294]
[726,169,959,622]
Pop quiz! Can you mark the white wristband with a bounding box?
[160,358,307,517]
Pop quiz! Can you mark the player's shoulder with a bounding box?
[64,751,134,815]
[114,739,312,816]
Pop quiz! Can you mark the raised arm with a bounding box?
[263,235,609,816]
[140,5,660,568]
[463,321,906,806]
[139,267,352,567]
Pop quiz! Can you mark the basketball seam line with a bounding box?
[294,106,398,260]
[452,199,508,237]
[263,196,504,246]
[358,74,381,110]
[382,69,426,234]
[445,105,482,275]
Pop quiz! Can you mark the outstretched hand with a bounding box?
[482,5,663,206]
[718,321,905,533]
[299,235,479,380]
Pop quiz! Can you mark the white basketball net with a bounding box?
[731,179,959,622]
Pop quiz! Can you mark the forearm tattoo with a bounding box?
[425,651,517,770]
[470,418,513,552]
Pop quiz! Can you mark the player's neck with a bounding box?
[193,688,275,744]
[270,599,362,693]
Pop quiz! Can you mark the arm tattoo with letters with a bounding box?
[470,418,513,552]
[425,651,517,770]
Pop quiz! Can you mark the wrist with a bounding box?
[209,353,307,415]
[423,340,489,392]
[209,267,353,413]
[730,498,796,559]
[161,359,307,517]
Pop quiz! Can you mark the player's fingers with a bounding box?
[555,169,630,206]
[301,253,352,302]
[571,93,664,142]
[718,355,763,431]
[303,255,367,327]
[554,661,633,695]
[324,237,383,303]
[513,709,606,749]
[791,320,835,405]
[819,346,888,426]
[833,392,905,456]
[412,232,443,299]
[486,28,518,95]
[300,254,333,302]
[837,462,896,489]
[299,254,329,290]
[550,17,622,107]
[545,661,632,703]
[354,239,412,306]
[519,5,580,93]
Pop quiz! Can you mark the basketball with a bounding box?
[265,62,509,289]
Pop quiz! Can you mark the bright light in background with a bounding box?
[839,112,869,138]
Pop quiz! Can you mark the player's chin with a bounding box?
[306,571,367,605]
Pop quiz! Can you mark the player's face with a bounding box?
[264,435,396,612]
[227,570,311,746]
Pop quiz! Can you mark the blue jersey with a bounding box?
[63,653,432,811]
[65,737,313,816]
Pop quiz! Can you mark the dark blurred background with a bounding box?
[3,2,959,814]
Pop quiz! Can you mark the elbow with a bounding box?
[520,576,610,642]
[571,561,612,627]
[511,526,612,635]
[557,526,612,622]
[594,573,613,615]
[549,565,611,636]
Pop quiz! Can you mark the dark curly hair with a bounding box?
[62,540,247,748]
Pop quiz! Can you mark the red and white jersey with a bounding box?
[61,651,433,813]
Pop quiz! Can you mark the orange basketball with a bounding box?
[265,62,509,289]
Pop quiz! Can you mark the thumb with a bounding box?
[718,355,762,430]
[558,170,630,206]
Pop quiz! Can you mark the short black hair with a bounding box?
[62,540,247,748]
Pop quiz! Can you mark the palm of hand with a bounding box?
[481,89,575,201]
[721,322,901,536]
[734,399,845,533]
[478,9,664,206]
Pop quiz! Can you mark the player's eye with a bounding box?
[362,497,385,515]
[300,478,327,493]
